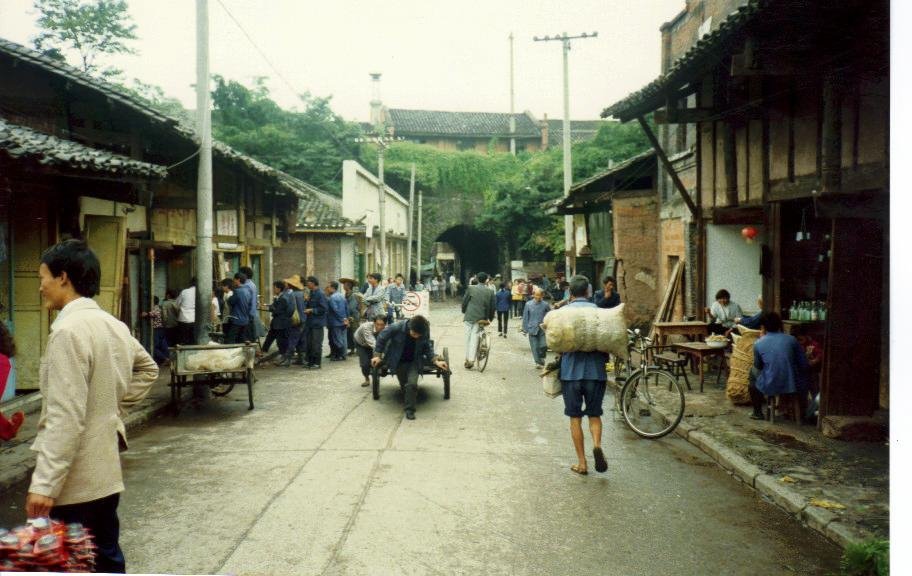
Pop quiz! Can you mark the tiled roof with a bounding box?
[601,0,764,121]
[281,175,359,231]
[553,150,656,214]
[387,109,541,138]
[0,37,299,196]
[0,117,167,178]
[546,119,608,147]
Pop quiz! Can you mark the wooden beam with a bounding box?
[655,106,762,125]
[636,116,698,217]
[821,71,843,194]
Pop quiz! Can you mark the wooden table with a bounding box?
[672,342,727,393]
[654,321,710,346]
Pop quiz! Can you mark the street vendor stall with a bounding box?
[170,343,257,413]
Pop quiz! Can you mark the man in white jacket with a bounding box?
[27,239,158,574]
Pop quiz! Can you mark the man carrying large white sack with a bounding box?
[542,275,628,475]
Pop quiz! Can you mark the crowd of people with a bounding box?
[0,239,830,574]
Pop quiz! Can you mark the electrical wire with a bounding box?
[214,0,302,102]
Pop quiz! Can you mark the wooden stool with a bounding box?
[766,394,802,424]
[652,346,692,391]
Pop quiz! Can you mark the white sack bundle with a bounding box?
[185,346,248,372]
[542,303,629,357]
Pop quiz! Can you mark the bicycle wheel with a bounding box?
[476,330,491,373]
[619,369,685,439]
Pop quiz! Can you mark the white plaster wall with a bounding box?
[342,160,409,237]
[340,237,355,278]
[705,224,763,314]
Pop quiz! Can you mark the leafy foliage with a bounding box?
[32,0,137,78]
[210,76,362,193]
[840,539,888,576]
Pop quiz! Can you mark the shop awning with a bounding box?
[551,150,656,215]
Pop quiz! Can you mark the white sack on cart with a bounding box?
[542,303,628,358]
[185,346,247,372]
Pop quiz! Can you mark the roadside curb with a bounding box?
[675,415,873,549]
[0,393,172,494]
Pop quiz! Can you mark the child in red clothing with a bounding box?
[0,321,24,441]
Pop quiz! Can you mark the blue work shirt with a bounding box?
[752,331,809,396]
[593,289,621,309]
[495,289,512,312]
[522,299,551,335]
[227,284,252,326]
[559,300,609,382]
[327,291,349,328]
[305,288,328,328]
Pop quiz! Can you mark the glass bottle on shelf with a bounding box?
[789,301,797,320]
[819,302,827,322]
[800,301,810,321]
[811,301,819,321]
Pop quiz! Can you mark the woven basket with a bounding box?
[726,326,761,405]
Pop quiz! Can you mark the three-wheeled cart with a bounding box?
[169,343,257,413]
[370,343,451,401]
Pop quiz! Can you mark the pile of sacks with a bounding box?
[542,303,629,359]
[185,346,248,372]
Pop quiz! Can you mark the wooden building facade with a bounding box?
[602,0,889,421]
[0,38,301,391]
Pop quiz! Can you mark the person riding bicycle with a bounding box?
[362,272,389,321]
[461,271,495,370]
[559,275,609,476]
[371,315,448,420]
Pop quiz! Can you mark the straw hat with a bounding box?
[284,274,304,290]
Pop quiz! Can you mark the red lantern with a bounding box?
[741,226,759,243]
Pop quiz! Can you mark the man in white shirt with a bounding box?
[27,239,158,573]
[174,278,197,344]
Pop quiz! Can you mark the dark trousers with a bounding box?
[262,328,288,355]
[285,326,304,361]
[224,322,248,344]
[395,361,420,413]
[497,311,509,334]
[164,326,180,348]
[512,300,523,317]
[306,327,324,366]
[152,327,170,364]
[328,326,347,358]
[178,321,195,345]
[52,493,125,574]
[357,344,373,377]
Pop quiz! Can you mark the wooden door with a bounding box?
[11,195,50,390]
[84,215,127,318]
[821,218,883,417]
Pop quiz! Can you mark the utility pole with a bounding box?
[509,32,516,156]
[195,0,213,344]
[533,31,597,277]
[354,132,402,278]
[407,163,416,285]
[416,190,423,283]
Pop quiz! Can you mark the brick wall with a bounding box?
[273,233,343,286]
[659,217,688,320]
[612,194,659,327]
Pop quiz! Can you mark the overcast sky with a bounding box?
[0,0,684,121]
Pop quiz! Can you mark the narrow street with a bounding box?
[2,303,841,575]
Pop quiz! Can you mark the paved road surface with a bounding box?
[0,303,841,575]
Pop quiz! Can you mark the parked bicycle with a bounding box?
[612,328,685,439]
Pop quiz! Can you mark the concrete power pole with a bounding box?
[416,190,423,282]
[377,146,387,278]
[533,31,597,277]
[195,0,213,344]
[407,163,416,284]
[509,32,516,156]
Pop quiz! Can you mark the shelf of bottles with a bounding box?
[787,300,826,322]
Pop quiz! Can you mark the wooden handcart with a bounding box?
[169,343,257,413]
[371,343,451,401]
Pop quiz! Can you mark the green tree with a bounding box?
[32,0,137,78]
[210,76,362,193]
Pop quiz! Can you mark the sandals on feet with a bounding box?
[593,447,608,473]
[570,464,588,476]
